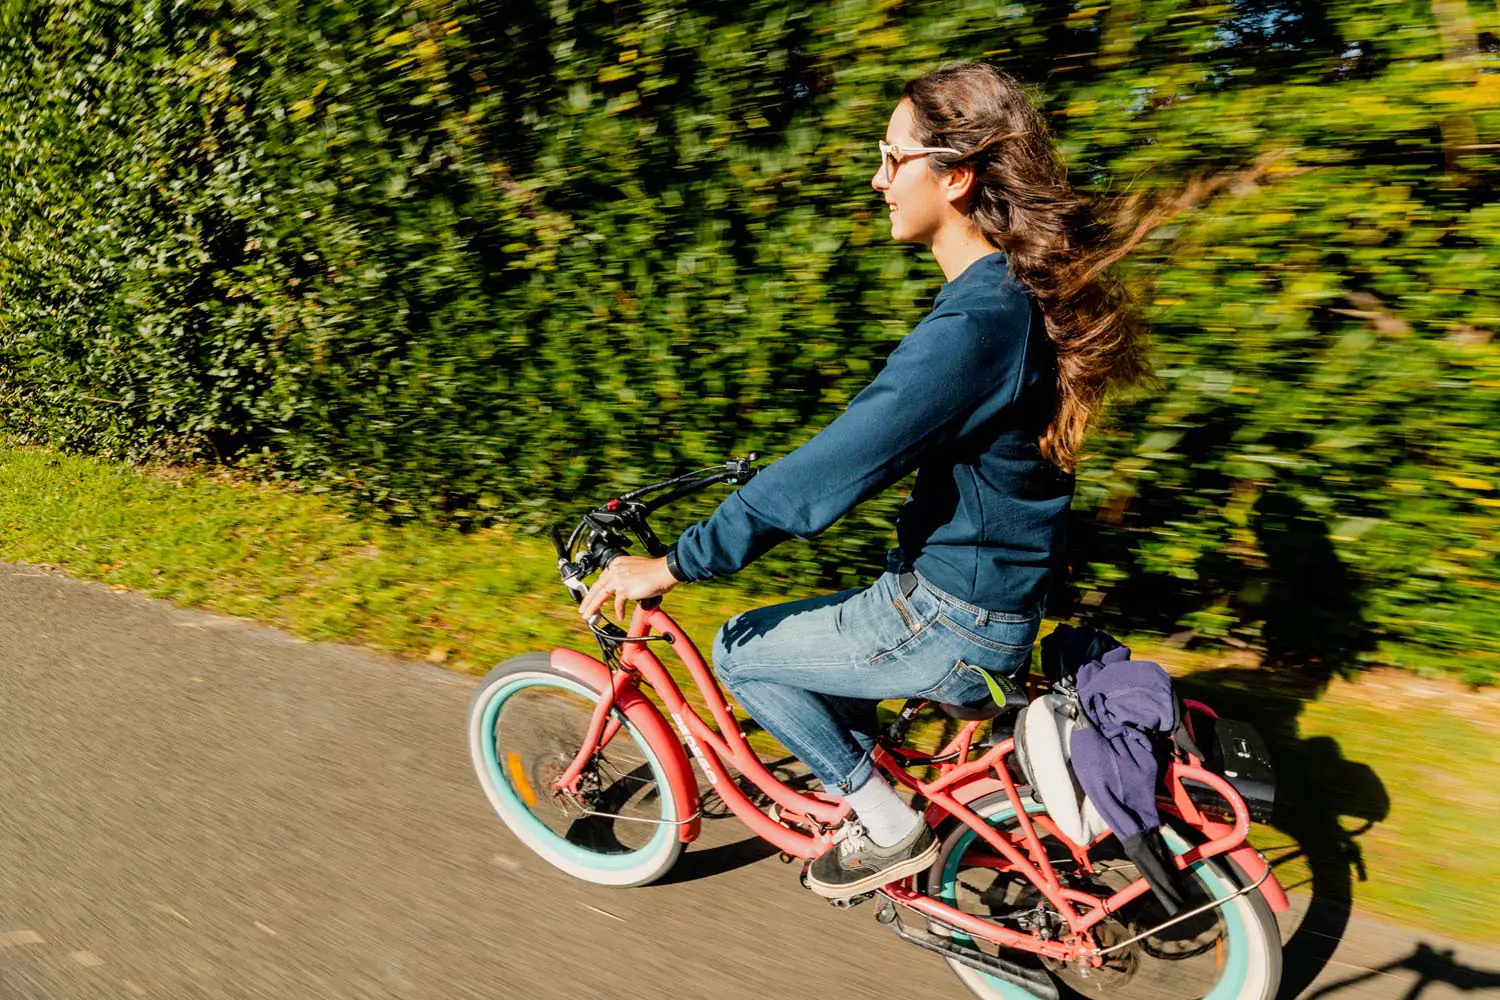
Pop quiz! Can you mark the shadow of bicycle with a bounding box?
[1298,942,1500,1000]
[650,751,820,885]
[1171,670,1391,1000]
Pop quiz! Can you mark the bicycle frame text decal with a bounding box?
[671,713,718,786]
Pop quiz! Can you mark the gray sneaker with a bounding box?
[805,820,939,899]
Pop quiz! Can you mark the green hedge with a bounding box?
[1,0,1497,682]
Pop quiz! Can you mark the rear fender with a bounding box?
[1227,844,1290,912]
[1174,812,1291,915]
[549,648,702,843]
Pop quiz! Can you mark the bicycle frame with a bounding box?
[550,600,1285,964]
[554,604,847,857]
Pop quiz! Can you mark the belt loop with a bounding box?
[977,609,990,627]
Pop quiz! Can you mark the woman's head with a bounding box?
[871,99,974,246]
[880,63,1151,472]
[872,65,1039,247]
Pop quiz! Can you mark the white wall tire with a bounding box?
[467,653,683,887]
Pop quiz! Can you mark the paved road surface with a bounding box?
[1,563,1495,999]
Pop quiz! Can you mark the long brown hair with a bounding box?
[902,63,1150,472]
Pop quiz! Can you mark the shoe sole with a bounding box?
[805,838,941,899]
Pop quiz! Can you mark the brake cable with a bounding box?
[584,619,675,645]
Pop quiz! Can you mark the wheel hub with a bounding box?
[532,752,601,815]
[1046,917,1139,995]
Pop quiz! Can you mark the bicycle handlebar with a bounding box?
[617,454,757,506]
[552,456,759,636]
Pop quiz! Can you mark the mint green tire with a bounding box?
[467,653,683,887]
[928,794,1281,1000]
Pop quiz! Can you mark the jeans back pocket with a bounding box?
[936,610,1039,662]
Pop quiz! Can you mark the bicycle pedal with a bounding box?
[769,800,816,833]
[828,891,875,910]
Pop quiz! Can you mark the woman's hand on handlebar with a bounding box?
[577,555,679,623]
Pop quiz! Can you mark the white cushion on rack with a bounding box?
[1018,692,1109,846]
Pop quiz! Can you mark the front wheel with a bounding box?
[929,794,1282,1000]
[467,653,683,886]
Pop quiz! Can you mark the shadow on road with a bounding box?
[652,754,816,886]
[1065,478,1394,998]
[655,834,783,884]
[1173,669,1389,1000]
[1297,942,1500,1000]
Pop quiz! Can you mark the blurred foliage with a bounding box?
[0,0,1496,681]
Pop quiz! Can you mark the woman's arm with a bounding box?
[673,293,1030,581]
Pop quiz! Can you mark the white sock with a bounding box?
[843,775,922,847]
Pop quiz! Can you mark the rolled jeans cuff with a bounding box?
[833,753,876,796]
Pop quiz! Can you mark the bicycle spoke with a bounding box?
[488,686,665,854]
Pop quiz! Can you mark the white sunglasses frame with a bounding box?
[878,140,962,182]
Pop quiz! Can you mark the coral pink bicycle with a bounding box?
[467,458,1289,1000]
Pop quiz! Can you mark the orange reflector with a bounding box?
[507,752,537,808]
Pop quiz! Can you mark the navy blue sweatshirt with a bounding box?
[672,252,1074,614]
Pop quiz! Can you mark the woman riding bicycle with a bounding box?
[579,62,1149,899]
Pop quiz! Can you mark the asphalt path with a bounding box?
[1,563,1495,1000]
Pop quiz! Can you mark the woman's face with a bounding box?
[872,99,950,247]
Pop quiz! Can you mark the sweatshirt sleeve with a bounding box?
[672,291,1030,581]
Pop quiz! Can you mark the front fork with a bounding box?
[553,666,634,794]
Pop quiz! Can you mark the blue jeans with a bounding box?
[711,569,1040,795]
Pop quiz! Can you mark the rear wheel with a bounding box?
[929,794,1281,1000]
[467,653,683,886]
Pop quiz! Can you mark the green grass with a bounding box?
[0,443,758,670]
[2,442,1495,943]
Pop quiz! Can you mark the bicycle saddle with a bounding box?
[937,670,1031,720]
[937,699,1006,721]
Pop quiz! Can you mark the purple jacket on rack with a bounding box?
[1070,648,1190,913]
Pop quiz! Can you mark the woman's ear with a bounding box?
[942,162,978,206]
